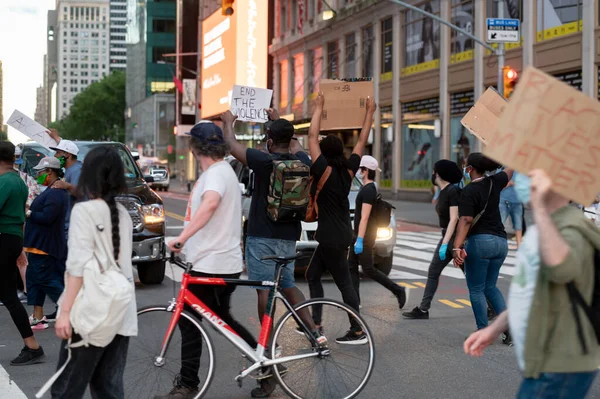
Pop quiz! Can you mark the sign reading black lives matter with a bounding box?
[230,85,273,123]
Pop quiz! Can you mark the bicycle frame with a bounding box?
[157,258,321,381]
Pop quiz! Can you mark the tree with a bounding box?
[49,71,126,142]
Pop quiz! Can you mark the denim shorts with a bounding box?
[245,236,296,290]
[499,200,523,231]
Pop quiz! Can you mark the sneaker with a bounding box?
[402,306,429,319]
[395,288,407,309]
[153,385,199,399]
[17,291,27,303]
[10,346,45,366]
[30,316,49,330]
[502,331,513,347]
[487,306,497,321]
[251,375,277,398]
[335,330,368,345]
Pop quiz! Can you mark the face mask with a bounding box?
[463,166,471,181]
[514,173,531,204]
[356,170,364,180]
[58,156,67,168]
[36,173,49,186]
[431,173,437,186]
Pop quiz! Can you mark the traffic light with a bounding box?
[503,67,518,99]
[222,0,234,15]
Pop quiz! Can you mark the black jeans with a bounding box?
[0,233,33,339]
[51,334,130,399]
[305,245,361,331]
[419,236,455,311]
[180,271,258,389]
[349,239,402,304]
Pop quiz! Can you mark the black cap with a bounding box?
[268,119,294,144]
[434,160,462,184]
[186,121,225,144]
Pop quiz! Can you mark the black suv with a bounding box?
[19,141,167,284]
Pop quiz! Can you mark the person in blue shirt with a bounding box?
[499,172,523,248]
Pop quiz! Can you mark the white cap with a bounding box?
[359,155,381,172]
[50,139,79,156]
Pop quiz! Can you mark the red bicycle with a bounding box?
[124,253,375,399]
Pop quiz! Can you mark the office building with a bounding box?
[109,0,127,70]
[56,0,111,118]
[34,86,46,124]
[45,10,59,124]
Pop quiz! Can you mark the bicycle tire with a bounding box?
[124,306,215,399]
[271,298,375,399]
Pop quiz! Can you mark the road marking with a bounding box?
[166,211,185,221]
[0,364,27,399]
[456,299,472,307]
[413,282,426,288]
[438,299,464,309]
[397,282,417,289]
[166,225,183,230]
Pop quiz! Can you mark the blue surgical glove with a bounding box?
[354,237,364,255]
[438,243,448,261]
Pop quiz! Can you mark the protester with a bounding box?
[0,141,45,366]
[51,146,137,398]
[465,169,600,398]
[403,160,463,319]
[222,108,324,397]
[160,122,262,399]
[499,172,523,248]
[24,157,69,330]
[452,153,513,338]
[349,155,406,307]
[305,93,390,345]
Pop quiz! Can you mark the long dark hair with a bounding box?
[319,135,353,170]
[77,146,127,260]
[466,153,502,175]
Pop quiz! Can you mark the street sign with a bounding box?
[486,18,520,43]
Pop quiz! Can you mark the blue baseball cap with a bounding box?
[186,121,225,144]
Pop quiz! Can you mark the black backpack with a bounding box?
[567,249,600,354]
[371,194,395,227]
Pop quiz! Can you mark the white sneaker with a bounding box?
[29,315,48,327]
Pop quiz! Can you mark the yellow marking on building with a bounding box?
[398,282,417,289]
[438,299,464,309]
[456,299,472,307]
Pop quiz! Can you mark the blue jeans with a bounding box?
[26,254,65,307]
[464,234,508,330]
[245,236,296,289]
[500,200,523,231]
[518,371,598,399]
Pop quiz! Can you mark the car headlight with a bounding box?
[376,227,393,241]
[142,204,165,224]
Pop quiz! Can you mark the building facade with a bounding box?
[45,10,59,124]
[34,86,46,124]
[109,0,128,71]
[56,0,111,118]
[270,0,596,200]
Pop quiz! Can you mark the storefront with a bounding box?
[449,90,474,169]
[379,105,394,189]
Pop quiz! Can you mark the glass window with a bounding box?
[381,17,393,77]
[451,0,474,55]
[401,121,440,189]
[327,41,338,79]
[291,0,298,31]
[308,0,315,20]
[293,54,304,104]
[362,25,374,78]
[152,47,175,63]
[345,33,356,79]
[311,47,322,95]
[380,106,394,189]
[280,59,288,108]
[280,1,287,34]
[152,19,176,33]
[403,0,440,67]
[487,0,521,19]
[536,0,581,41]
[450,117,472,168]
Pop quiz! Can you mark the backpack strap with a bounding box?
[470,178,494,230]
[315,167,332,199]
[567,281,592,354]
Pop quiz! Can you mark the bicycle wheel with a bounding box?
[124,306,215,399]
[271,299,375,399]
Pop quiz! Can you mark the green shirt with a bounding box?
[0,170,28,238]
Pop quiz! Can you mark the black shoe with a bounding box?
[402,306,429,319]
[251,375,277,398]
[502,331,513,347]
[335,330,368,345]
[487,306,497,321]
[395,288,407,309]
[10,346,45,366]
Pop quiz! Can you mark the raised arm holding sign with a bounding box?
[7,110,58,149]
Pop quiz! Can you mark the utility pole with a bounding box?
[388,0,505,96]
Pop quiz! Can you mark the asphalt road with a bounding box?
[1,192,599,399]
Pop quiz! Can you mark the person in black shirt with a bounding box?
[403,160,462,319]
[453,153,514,333]
[305,93,375,345]
[349,156,406,308]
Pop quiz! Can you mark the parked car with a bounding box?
[147,165,170,191]
[227,157,396,276]
[19,141,167,284]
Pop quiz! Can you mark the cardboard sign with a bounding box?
[484,66,600,206]
[230,85,273,123]
[460,87,507,144]
[7,110,58,150]
[320,79,374,130]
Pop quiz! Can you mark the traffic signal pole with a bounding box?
[387,0,505,98]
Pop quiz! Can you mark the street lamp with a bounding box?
[321,0,336,20]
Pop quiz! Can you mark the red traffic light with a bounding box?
[506,69,517,80]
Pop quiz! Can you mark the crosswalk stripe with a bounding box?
[413,282,426,288]
[398,282,417,289]
[393,257,466,279]
[439,299,464,309]
[0,364,27,399]
[456,299,472,307]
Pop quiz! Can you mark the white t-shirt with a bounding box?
[184,160,243,274]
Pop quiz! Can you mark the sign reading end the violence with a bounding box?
[320,79,374,130]
[460,87,507,144]
[230,85,273,123]
[483,66,600,206]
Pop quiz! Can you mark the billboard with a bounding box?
[201,1,268,119]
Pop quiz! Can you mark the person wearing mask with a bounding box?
[465,169,600,397]
[403,160,463,319]
[51,146,137,398]
[305,93,386,345]
[47,129,82,238]
[0,141,45,365]
[349,155,406,307]
[499,172,523,248]
[24,157,69,330]
[452,153,514,338]
[222,109,324,397]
